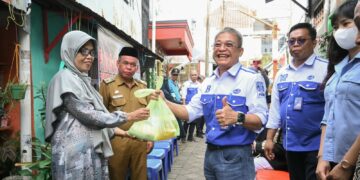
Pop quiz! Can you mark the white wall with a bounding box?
[76,0,143,43]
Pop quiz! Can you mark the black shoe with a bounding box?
[187,138,197,142]
[196,134,204,138]
[181,138,186,143]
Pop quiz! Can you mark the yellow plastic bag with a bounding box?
[128,76,180,141]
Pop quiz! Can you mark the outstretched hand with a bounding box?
[114,128,150,142]
[215,97,237,127]
[127,108,150,122]
[114,127,132,138]
[149,90,164,101]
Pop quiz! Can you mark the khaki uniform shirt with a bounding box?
[99,75,149,180]
[99,75,148,130]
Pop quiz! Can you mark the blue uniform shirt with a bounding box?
[181,80,201,104]
[185,62,268,146]
[322,53,360,163]
[266,54,328,151]
[168,79,181,102]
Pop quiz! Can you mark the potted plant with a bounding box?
[0,85,11,111]
[16,138,51,180]
[0,84,12,128]
[9,82,27,101]
[0,132,20,179]
[6,44,28,101]
[16,83,51,180]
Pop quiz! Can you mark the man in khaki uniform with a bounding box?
[100,47,153,180]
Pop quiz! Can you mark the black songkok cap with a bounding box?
[119,47,139,59]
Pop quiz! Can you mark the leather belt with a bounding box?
[207,143,243,151]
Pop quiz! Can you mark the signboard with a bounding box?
[97,26,141,81]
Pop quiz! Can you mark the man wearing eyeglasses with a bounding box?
[264,23,328,180]
[99,47,153,180]
[151,27,268,179]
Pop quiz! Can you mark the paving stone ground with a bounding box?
[168,137,206,180]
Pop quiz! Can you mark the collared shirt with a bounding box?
[181,80,201,104]
[168,79,181,102]
[322,53,360,163]
[186,62,268,146]
[266,54,328,151]
[99,75,148,130]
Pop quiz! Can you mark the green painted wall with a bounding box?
[31,4,65,141]
[31,3,97,141]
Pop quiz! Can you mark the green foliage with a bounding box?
[34,82,47,129]
[0,132,20,177]
[17,138,51,180]
[17,83,51,180]
[318,31,332,58]
[0,83,12,112]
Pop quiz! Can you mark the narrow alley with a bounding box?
[168,138,206,180]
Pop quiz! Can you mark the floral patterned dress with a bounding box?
[354,154,360,180]
[51,93,127,180]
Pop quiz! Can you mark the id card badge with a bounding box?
[293,97,303,111]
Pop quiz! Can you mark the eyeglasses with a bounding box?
[213,41,238,49]
[78,47,95,57]
[287,38,310,46]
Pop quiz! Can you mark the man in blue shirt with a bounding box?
[152,27,268,179]
[181,69,202,141]
[167,68,182,103]
[264,23,328,180]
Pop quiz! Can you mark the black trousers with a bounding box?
[176,117,186,139]
[286,150,318,180]
[196,116,205,135]
[184,120,197,140]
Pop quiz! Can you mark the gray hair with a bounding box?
[214,27,243,48]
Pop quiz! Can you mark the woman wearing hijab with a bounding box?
[45,30,150,179]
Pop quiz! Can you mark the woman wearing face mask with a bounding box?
[315,0,360,179]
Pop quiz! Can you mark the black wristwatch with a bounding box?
[235,112,245,125]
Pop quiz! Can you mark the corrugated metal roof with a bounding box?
[33,0,163,61]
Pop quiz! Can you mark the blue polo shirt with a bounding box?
[322,54,360,163]
[266,54,328,151]
[185,62,268,146]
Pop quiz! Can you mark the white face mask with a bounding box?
[334,26,358,50]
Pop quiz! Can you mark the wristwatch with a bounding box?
[340,159,355,170]
[235,112,245,125]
